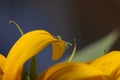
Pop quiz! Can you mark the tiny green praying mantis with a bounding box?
[56,35,77,62]
[56,35,72,49]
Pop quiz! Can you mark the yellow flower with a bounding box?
[37,62,109,80]
[0,21,119,80]
[37,51,120,80]
[90,51,120,80]
[0,30,65,80]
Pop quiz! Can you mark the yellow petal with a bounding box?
[0,54,6,71]
[37,62,109,80]
[2,30,65,80]
[115,69,120,80]
[0,54,6,80]
[52,41,65,60]
[90,51,120,79]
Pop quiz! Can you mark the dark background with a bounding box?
[0,0,120,73]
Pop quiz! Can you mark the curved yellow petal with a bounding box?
[2,30,65,80]
[0,54,6,70]
[37,62,110,80]
[115,69,120,80]
[52,41,66,60]
[90,51,120,79]
[0,54,6,80]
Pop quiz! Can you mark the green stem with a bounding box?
[9,20,24,35]
[67,42,76,63]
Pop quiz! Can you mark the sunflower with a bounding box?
[0,22,65,80]
[0,21,119,80]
